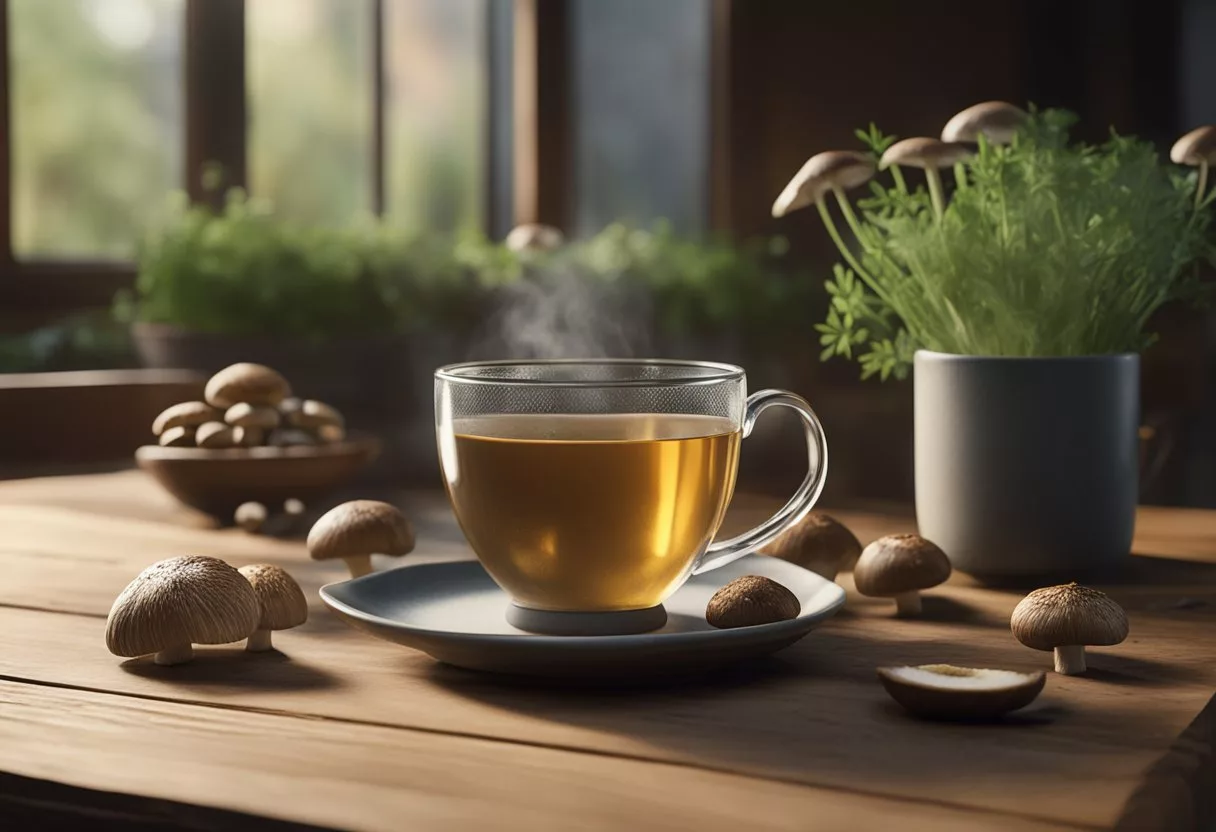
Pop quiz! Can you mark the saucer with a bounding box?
[320,555,846,677]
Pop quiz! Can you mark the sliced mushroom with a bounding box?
[706,575,801,629]
[238,564,308,652]
[940,101,1028,145]
[1010,583,1128,675]
[879,138,974,219]
[307,500,415,578]
[877,664,1046,720]
[505,223,565,253]
[225,402,282,430]
[772,151,875,218]
[152,401,221,436]
[853,534,952,615]
[1171,125,1216,209]
[158,426,196,448]
[195,421,237,449]
[205,363,291,409]
[235,501,267,533]
[105,556,260,665]
[763,512,862,580]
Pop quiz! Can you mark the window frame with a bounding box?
[0,0,517,318]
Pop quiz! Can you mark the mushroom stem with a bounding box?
[952,161,968,192]
[1054,645,1087,675]
[246,629,274,652]
[893,591,923,616]
[154,643,194,666]
[344,554,374,578]
[925,167,947,220]
[1197,160,1209,210]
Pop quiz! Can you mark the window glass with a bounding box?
[10,0,184,259]
[248,0,374,225]
[570,0,711,236]
[384,0,487,232]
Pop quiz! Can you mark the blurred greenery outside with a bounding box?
[2,0,817,372]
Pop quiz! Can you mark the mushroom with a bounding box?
[1170,125,1216,209]
[877,664,1046,721]
[204,363,291,409]
[307,500,415,578]
[268,428,318,447]
[853,534,952,615]
[152,401,221,436]
[285,400,345,442]
[772,150,875,218]
[158,426,195,448]
[505,223,564,253]
[763,512,862,580]
[706,575,801,629]
[225,402,281,431]
[879,138,974,219]
[195,421,237,449]
[1010,583,1129,675]
[235,501,267,533]
[940,101,1028,145]
[238,564,308,652]
[771,151,876,285]
[234,425,265,447]
[105,555,260,665]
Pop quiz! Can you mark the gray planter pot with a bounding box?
[914,350,1139,579]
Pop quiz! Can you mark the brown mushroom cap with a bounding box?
[1170,126,1216,166]
[772,151,876,218]
[706,575,801,629]
[225,402,282,430]
[853,534,952,597]
[505,223,564,253]
[1010,583,1128,651]
[877,664,1046,721]
[152,401,221,436]
[235,502,267,533]
[307,500,416,563]
[158,426,196,448]
[205,363,291,409]
[234,425,265,447]
[239,564,308,632]
[195,421,237,449]
[940,101,1028,144]
[764,512,862,579]
[285,400,344,430]
[880,138,974,170]
[105,555,260,658]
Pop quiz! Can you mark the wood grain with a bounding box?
[0,680,1078,832]
[0,470,1212,830]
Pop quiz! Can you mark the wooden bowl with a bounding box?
[135,436,381,521]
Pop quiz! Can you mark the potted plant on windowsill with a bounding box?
[774,104,1215,578]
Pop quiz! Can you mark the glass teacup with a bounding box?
[436,359,827,635]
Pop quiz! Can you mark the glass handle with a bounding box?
[694,389,828,575]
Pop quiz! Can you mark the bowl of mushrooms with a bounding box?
[136,362,380,522]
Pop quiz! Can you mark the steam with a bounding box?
[473,267,653,360]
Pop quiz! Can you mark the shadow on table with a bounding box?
[420,622,1207,813]
[121,648,344,693]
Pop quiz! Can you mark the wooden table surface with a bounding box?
[0,470,1212,831]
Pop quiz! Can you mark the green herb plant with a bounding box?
[809,109,1215,379]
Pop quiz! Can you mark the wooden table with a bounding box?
[0,470,1212,831]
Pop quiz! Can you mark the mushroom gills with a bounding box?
[877,664,1046,720]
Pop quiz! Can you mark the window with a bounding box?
[9,0,184,259]
[0,0,725,313]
